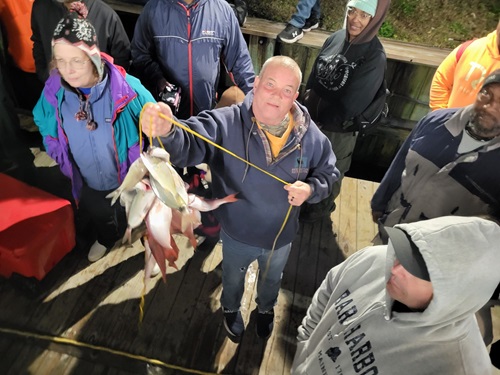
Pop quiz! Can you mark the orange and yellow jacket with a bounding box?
[429,30,500,111]
[0,0,35,73]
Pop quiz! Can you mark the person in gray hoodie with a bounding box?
[291,215,500,374]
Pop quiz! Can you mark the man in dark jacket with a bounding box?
[371,70,500,229]
[131,0,254,120]
[140,56,338,343]
[31,0,131,82]
[300,0,390,221]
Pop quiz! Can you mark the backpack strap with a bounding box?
[455,39,475,63]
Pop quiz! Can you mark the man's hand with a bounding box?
[371,210,383,223]
[141,102,174,138]
[284,181,312,206]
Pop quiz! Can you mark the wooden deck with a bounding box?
[0,177,380,375]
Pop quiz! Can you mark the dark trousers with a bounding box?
[79,185,127,248]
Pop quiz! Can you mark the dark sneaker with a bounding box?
[278,24,304,44]
[303,17,320,32]
[256,308,274,339]
[223,308,244,342]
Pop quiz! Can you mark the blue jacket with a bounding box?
[33,56,155,201]
[131,0,254,119]
[371,106,500,226]
[157,92,339,248]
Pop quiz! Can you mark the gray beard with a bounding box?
[468,113,500,141]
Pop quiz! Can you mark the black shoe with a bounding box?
[303,17,319,32]
[223,308,244,342]
[278,24,304,44]
[256,308,274,339]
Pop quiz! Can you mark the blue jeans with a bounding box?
[220,230,292,313]
[289,0,321,28]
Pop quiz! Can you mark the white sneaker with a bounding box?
[88,241,107,262]
[151,262,161,277]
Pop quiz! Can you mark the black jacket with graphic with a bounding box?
[303,30,386,132]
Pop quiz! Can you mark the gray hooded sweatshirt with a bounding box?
[292,216,500,375]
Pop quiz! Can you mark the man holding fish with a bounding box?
[141,56,338,342]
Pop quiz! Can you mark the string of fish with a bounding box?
[137,107,299,320]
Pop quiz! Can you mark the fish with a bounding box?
[170,207,201,249]
[145,232,180,282]
[120,187,138,216]
[143,236,166,282]
[149,175,181,212]
[143,237,158,280]
[148,146,171,162]
[106,157,148,205]
[188,193,238,212]
[141,148,201,233]
[140,150,189,211]
[122,182,156,245]
[145,198,173,250]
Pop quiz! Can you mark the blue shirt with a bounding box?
[61,74,119,191]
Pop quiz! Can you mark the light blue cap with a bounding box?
[347,0,378,17]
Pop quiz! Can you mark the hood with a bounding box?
[387,216,500,330]
[346,0,391,44]
[485,29,500,58]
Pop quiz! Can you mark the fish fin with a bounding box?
[180,208,201,233]
[167,235,181,261]
[226,193,239,203]
[122,227,132,244]
[106,189,121,206]
[143,238,155,280]
[147,231,168,282]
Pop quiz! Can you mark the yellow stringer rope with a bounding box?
[0,326,217,375]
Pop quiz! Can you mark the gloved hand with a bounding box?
[228,0,247,27]
[157,80,181,114]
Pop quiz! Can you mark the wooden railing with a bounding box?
[104,0,451,68]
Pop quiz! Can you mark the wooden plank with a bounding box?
[248,35,276,76]
[336,177,358,258]
[356,179,379,249]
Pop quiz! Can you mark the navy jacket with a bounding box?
[131,0,255,119]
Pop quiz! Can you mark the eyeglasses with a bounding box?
[54,58,91,71]
[477,87,500,109]
[347,7,372,20]
[478,88,492,102]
